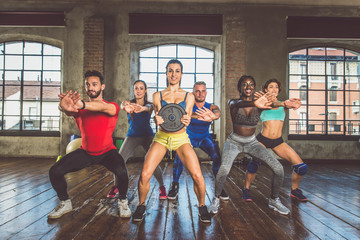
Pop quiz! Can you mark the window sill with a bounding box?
[0,131,60,137]
[288,134,359,141]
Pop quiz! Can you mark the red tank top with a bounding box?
[74,100,120,155]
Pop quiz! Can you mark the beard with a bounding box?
[87,89,102,99]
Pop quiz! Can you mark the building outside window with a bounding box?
[289,47,360,137]
[139,44,215,132]
[0,41,61,133]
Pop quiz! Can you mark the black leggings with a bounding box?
[49,149,128,200]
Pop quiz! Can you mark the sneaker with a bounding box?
[208,196,220,214]
[167,182,179,200]
[291,188,308,202]
[219,189,229,200]
[198,205,211,223]
[107,185,119,198]
[159,185,168,200]
[268,197,290,215]
[132,205,146,222]
[48,199,73,219]
[118,199,132,218]
[242,188,253,202]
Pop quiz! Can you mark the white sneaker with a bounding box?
[48,199,73,219]
[208,196,220,214]
[268,197,290,215]
[118,199,131,218]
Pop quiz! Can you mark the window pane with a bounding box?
[42,116,60,131]
[43,56,61,70]
[4,71,21,82]
[308,106,326,121]
[4,86,21,100]
[43,86,60,101]
[140,58,157,73]
[345,120,360,135]
[23,100,40,117]
[42,101,60,116]
[158,45,176,58]
[0,55,4,68]
[4,115,20,130]
[140,47,157,57]
[4,100,20,115]
[178,45,195,58]
[196,59,213,73]
[180,59,195,73]
[180,74,194,88]
[23,116,40,130]
[308,76,325,90]
[139,73,157,88]
[328,89,343,104]
[326,61,343,76]
[345,90,359,106]
[24,86,41,100]
[43,44,61,55]
[24,56,42,70]
[345,60,360,75]
[196,47,214,58]
[308,90,325,105]
[206,89,214,103]
[24,42,42,55]
[24,71,41,82]
[346,103,360,121]
[158,74,167,88]
[308,120,326,134]
[308,61,325,75]
[147,88,157,102]
[196,74,214,88]
[5,42,23,54]
[289,89,302,99]
[5,55,23,69]
[44,71,61,84]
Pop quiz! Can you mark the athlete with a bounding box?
[243,78,306,202]
[167,81,228,200]
[132,59,211,223]
[48,70,130,219]
[106,80,167,200]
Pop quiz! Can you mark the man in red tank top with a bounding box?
[48,70,130,219]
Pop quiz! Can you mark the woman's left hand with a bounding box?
[181,114,191,126]
[132,103,146,113]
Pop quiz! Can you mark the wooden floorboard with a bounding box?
[0,157,359,240]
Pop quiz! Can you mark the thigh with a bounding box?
[53,149,92,173]
[247,140,281,169]
[100,149,126,172]
[273,143,303,165]
[119,137,139,162]
[176,143,202,175]
[142,142,168,174]
[141,136,154,152]
[199,137,220,157]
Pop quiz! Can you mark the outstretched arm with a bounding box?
[194,104,221,122]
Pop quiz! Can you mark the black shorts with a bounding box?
[256,133,284,149]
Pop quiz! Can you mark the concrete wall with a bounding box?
[0,1,359,160]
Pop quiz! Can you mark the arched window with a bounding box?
[0,41,61,134]
[139,44,215,131]
[289,47,360,138]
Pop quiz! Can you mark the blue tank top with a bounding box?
[187,102,212,140]
[126,107,154,137]
[160,91,188,109]
[260,106,285,122]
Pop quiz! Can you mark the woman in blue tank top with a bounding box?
[244,78,309,202]
[106,80,167,200]
[133,59,212,223]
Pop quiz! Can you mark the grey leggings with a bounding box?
[114,136,164,186]
[215,133,284,198]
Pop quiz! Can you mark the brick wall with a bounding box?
[83,17,104,74]
[225,18,246,136]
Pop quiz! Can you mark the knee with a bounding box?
[273,163,284,178]
[140,170,152,184]
[114,167,128,179]
[49,165,62,179]
[293,163,308,176]
[190,171,204,185]
[246,158,261,173]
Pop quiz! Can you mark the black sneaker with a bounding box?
[242,188,253,202]
[132,205,146,222]
[291,188,308,202]
[198,205,211,223]
[219,189,229,200]
[167,182,179,200]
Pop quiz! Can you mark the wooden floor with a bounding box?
[0,157,359,240]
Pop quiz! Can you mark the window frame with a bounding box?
[0,40,61,136]
[288,47,360,141]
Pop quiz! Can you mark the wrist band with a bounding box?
[80,100,86,110]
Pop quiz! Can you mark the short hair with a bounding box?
[237,75,256,92]
[263,78,281,93]
[84,70,104,84]
[193,81,206,88]
[165,59,183,73]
